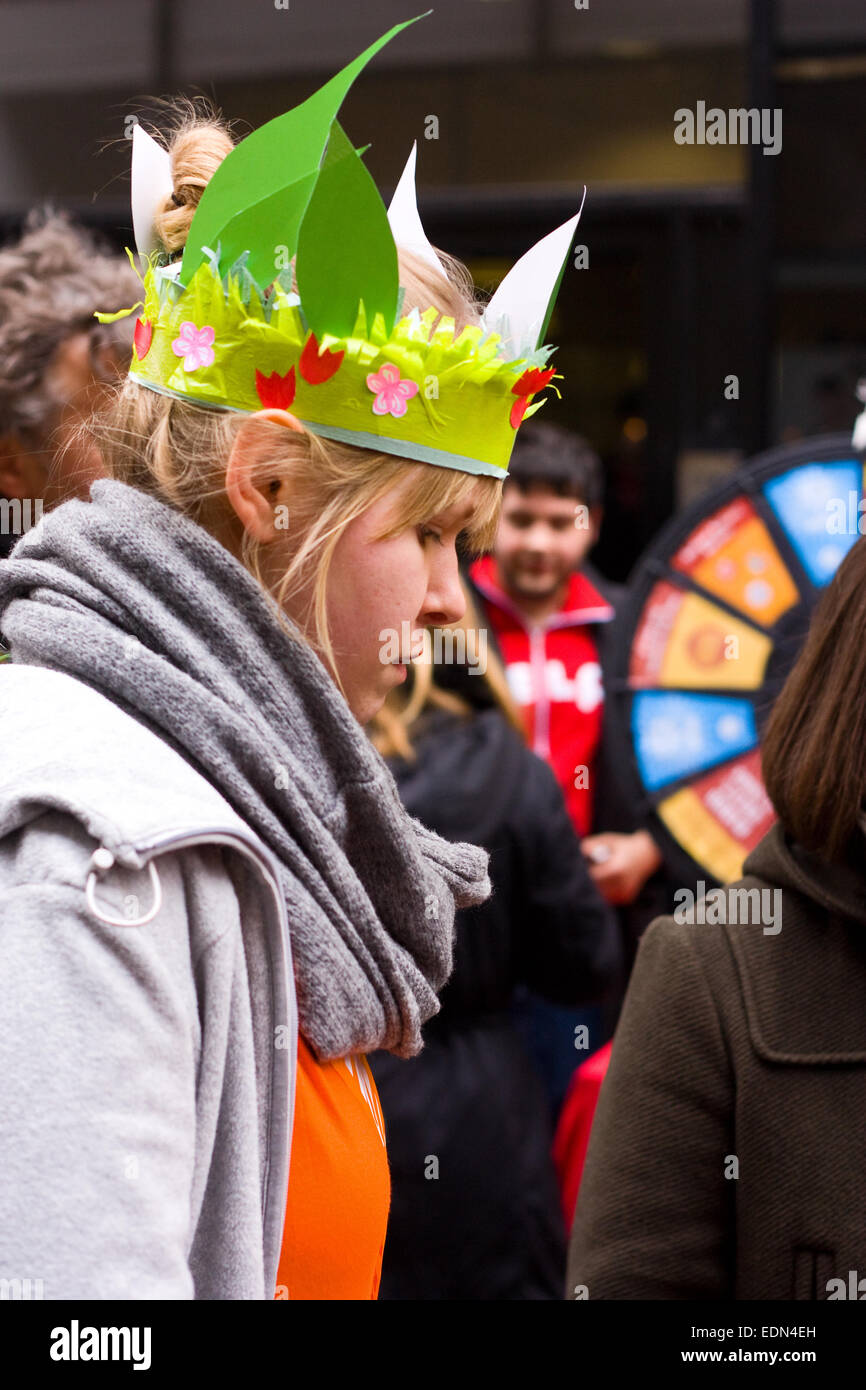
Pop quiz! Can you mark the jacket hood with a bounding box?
[0,663,282,883]
[743,821,866,929]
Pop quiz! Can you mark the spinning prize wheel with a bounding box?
[608,433,863,887]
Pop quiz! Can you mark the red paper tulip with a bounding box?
[512,367,556,398]
[509,366,556,430]
[133,317,153,360]
[299,332,345,385]
[255,367,296,410]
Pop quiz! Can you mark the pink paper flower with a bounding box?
[171,321,215,372]
[366,363,419,418]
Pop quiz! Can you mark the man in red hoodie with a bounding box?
[470,421,662,909]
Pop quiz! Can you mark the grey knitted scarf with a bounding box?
[0,479,490,1060]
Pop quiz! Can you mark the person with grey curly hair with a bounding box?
[0,209,140,558]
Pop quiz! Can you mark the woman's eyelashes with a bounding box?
[418,525,444,546]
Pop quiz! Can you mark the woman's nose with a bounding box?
[419,550,466,628]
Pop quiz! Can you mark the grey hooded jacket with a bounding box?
[0,663,297,1300]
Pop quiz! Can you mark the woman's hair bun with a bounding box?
[151,108,235,255]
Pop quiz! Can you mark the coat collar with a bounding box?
[723,824,866,1064]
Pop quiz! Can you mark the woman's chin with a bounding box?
[350,664,407,726]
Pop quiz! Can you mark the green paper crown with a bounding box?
[104,14,582,480]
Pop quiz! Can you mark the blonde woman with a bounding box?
[0,19,580,1300]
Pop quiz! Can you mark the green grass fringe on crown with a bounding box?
[121,247,560,475]
[140,245,555,413]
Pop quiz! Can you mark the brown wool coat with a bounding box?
[567,823,866,1301]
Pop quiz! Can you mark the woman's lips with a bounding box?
[400,632,427,662]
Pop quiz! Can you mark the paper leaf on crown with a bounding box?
[481,188,586,356]
[179,12,428,288]
[295,120,399,341]
[207,169,320,293]
[131,124,174,257]
[387,142,442,273]
[537,191,586,347]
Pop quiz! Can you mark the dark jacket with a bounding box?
[371,703,619,1300]
[466,559,680,1003]
[567,822,866,1300]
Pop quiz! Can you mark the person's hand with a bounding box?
[581,829,663,906]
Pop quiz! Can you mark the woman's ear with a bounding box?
[224,408,304,543]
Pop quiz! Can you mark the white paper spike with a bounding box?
[131,123,174,258]
[482,186,587,357]
[387,142,442,273]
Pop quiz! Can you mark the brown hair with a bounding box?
[762,535,866,862]
[84,100,502,683]
[370,583,524,761]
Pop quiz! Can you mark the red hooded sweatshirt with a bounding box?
[470,555,615,837]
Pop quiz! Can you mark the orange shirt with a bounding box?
[275,1035,390,1300]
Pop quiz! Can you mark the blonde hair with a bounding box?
[370,583,525,761]
[85,99,502,683]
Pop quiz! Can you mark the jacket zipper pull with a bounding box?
[85,847,163,928]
